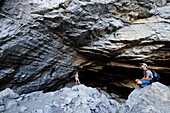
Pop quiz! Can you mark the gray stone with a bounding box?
[99,90,111,99]
[0,105,5,112]
[88,103,96,110]
[0,99,3,105]
[35,109,43,113]
[20,106,28,112]
[137,0,167,7]
[157,4,170,19]
[124,82,170,113]
[6,100,18,110]
[43,105,56,113]
[64,97,72,104]
[0,88,19,100]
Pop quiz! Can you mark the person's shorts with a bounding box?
[138,79,151,85]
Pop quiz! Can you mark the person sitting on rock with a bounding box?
[74,71,80,84]
[135,63,153,87]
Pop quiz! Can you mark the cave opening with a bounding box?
[64,65,170,101]
[78,66,140,100]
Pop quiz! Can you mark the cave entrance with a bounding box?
[64,65,170,102]
[65,66,143,101]
[78,68,136,100]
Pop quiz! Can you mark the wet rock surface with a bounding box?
[0,0,170,95]
[0,82,169,113]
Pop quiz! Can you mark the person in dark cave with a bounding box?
[74,71,80,84]
[135,63,153,87]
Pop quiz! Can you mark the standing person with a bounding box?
[74,71,80,84]
[135,63,153,87]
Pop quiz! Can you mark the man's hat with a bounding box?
[140,63,147,67]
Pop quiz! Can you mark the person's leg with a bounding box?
[75,78,77,84]
[75,78,80,84]
[77,79,80,84]
[135,79,142,85]
[135,79,138,82]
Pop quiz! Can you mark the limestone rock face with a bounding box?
[0,0,170,94]
[43,0,124,46]
[0,0,75,94]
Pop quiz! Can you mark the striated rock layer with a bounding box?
[0,82,169,113]
[0,0,170,94]
[0,0,76,94]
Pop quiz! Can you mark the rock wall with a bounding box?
[0,0,170,94]
[0,0,76,94]
[0,83,169,113]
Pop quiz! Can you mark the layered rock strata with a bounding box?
[0,0,170,94]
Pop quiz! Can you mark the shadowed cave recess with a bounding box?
[62,64,170,99]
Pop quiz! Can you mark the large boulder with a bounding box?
[120,82,170,113]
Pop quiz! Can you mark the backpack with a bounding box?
[151,70,160,82]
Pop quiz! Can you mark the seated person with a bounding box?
[135,63,153,86]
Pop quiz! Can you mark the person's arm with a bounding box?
[142,75,149,80]
[142,77,144,80]
[142,75,146,80]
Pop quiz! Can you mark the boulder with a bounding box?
[121,82,170,113]
[0,88,19,99]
